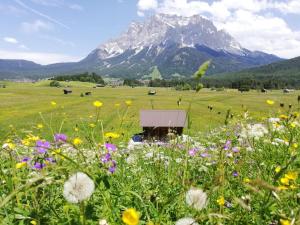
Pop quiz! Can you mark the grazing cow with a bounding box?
[63,89,72,94]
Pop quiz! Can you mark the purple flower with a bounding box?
[200,152,210,158]
[233,171,239,177]
[108,160,117,174]
[188,148,197,156]
[54,133,67,142]
[22,157,31,162]
[232,147,240,153]
[34,162,46,170]
[101,153,111,163]
[224,140,231,150]
[45,157,56,163]
[105,143,117,152]
[36,140,50,154]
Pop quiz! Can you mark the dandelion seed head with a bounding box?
[175,217,198,225]
[185,188,207,210]
[63,172,95,204]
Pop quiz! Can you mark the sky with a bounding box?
[0,0,299,64]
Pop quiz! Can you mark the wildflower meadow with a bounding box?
[0,94,300,225]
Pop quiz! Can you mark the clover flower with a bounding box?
[63,172,95,204]
[185,188,207,210]
[175,218,198,225]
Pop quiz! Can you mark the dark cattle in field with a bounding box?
[63,89,72,94]
[85,92,92,96]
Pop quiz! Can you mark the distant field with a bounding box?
[0,80,299,139]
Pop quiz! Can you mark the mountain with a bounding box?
[203,56,300,88]
[0,14,282,80]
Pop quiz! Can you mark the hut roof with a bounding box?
[140,110,186,127]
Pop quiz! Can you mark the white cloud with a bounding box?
[137,0,158,11]
[0,49,81,65]
[137,0,300,58]
[69,4,84,11]
[3,37,19,44]
[21,20,53,33]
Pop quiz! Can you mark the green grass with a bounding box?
[1,80,300,139]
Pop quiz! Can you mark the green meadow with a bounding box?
[0,80,299,139]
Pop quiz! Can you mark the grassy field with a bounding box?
[1,80,300,224]
[1,80,300,139]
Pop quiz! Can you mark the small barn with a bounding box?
[140,110,186,140]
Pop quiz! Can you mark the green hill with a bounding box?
[203,56,300,89]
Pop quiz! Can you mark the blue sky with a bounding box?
[0,0,300,64]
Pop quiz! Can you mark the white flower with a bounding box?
[99,219,109,225]
[240,124,268,139]
[175,217,198,225]
[63,172,95,203]
[268,118,280,123]
[185,188,207,210]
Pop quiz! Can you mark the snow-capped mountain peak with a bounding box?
[97,13,242,59]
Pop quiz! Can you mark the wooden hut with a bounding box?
[140,110,186,140]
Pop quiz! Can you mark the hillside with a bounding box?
[203,56,300,89]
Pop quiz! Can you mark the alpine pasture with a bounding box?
[0,81,300,225]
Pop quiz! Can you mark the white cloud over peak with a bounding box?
[136,0,300,58]
[3,37,19,44]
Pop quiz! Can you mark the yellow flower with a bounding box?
[104,132,120,139]
[37,124,43,129]
[278,185,289,191]
[22,138,31,146]
[290,184,297,189]
[243,178,251,183]
[74,127,79,132]
[125,100,132,106]
[275,166,281,173]
[16,162,27,169]
[115,103,120,107]
[280,219,291,225]
[51,101,57,106]
[30,221,37,225]
[279,114,288,120]
[73,138,82,145]
[280,177,289,186]
[266,100,275,105]
[293,143,298,148]
[122,208,140,225]
[52,149,61,155]
[93,101,103,108]
[285,171,298,181]
[89,123,96,128]
[217,196,225,206]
